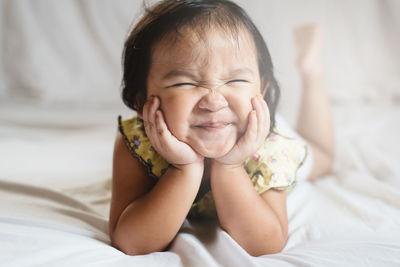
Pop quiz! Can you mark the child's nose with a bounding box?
[198,89,228,112]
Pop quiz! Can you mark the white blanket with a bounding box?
[1,103,399,266]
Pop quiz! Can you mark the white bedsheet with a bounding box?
[1,102,400,266]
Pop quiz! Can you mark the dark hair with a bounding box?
[121,0,280,129]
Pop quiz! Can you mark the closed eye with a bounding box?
[227,79,249,84]
[167,83,197,88]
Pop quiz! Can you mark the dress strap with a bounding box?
[118,115,170,178]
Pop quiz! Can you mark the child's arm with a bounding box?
[109,97,204,255]
[211,163,288,256]
[109,133,203,255]
[211,95,287,256]
[294,24,335,180]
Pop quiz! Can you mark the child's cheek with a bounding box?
[158,94,192,138]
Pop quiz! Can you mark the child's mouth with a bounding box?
[194,122,232,133]
[197,122,229,129]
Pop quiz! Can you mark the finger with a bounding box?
[155,111,199,164]
[144,97,160,149]
[142,96,154,129]
[252,95,264,140]
[148,110,163,151]
[258,95,270,134]
[155,110,171,146]
[155,110,184,152]
[262,99,271,133]
[148,96,159,128]
[142,98,150,125]
[239,110,258,150]
[255,95,270,140]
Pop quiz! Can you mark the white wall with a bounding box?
[237,0,400,122]
[1,0,399,122]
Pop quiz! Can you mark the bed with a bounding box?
[1,0,400,266]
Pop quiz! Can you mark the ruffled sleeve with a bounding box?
[244,129,308,194]
[118,115,170,179]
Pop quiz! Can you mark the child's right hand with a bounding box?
[142,96,204,169]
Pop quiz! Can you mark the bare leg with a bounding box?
[294,24,335,181]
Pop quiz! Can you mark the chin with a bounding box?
[194,139,236,159]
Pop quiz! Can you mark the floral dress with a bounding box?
[118,115,309,219]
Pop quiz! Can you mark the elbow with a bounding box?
[111,239,164,256]
[111,233,140,256]
[119,247,151,257]
[111,231,168,256]
[252,240,286,256]
[111,238,141,256]
[248,227,287,256]
[223,222,287,257]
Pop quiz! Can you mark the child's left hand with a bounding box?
[214,94,270,167]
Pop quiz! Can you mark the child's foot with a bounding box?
[293,24,322,76]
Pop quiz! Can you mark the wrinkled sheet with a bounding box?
[1,103,400,266]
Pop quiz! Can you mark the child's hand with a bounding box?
[214,95,270,167]
[142,96,204,168]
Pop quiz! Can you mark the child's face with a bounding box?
[146,26,265,158]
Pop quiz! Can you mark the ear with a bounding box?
[261,81,270,97]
